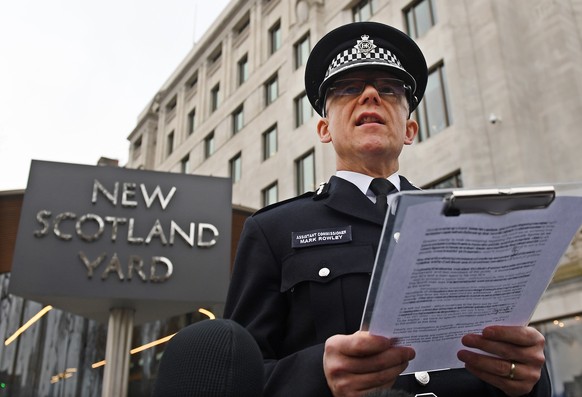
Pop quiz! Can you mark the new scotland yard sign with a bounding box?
[10,160,232,324]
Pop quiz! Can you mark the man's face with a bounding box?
[316,69,418,174]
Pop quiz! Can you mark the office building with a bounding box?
[126,0,582,395]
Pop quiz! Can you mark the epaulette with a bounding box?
[312,181,330,200]
[253,191,314,216]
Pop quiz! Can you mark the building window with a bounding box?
[204,132,215,159]
[269,21,282,55]
[210,83,221,113]
[423,171,463,190]
[405,0,438,39]
[232,105,244,135]
[166,96,177,112]
[187,108,196,135]
[295,92,313,127]
[294,34,310,69]
[234,13,250,37]
[132,137,142,159]
[165,96,177,122]
[166,131,174,157]
[352,0,378,22]
[263,124,277,160]
[265,74,278,106]
[186,73,198,91]
[181,154,190,174]
[238,54,249,86]
[262,182,278,206]
[209,47,222,67]
[415,63,452,142]
[230,152,242,183]
[296,150,315,194]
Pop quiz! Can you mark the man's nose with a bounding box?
[359,83,381,104]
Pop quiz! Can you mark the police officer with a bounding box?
[224,21,550,397]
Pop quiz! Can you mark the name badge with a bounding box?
[292,226,352,248]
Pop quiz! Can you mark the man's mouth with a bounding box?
[355,113,384,126]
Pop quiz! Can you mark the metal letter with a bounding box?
[34,210,51,237]
[150,256,173,282]
[140,184,176,210]
[121,182,138,208]
[76,213,105,242]
[92,179,118,206]
[54,212,76,241]
[169,220,195,247]
[197,223,219,247]
[101,253,125,280]
[145,219,168,246]
[79,251,107,279]
[104,216,127,242]
[127,218,144,244]
[127,255,147,281]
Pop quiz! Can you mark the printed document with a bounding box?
[367,196,582,373]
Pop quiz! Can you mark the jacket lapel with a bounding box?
[322,175,420,225]
[323,176,384,225]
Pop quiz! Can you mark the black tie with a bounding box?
[369,178,396,214]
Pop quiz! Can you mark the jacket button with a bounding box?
[318,267,330,277]
[415,371,430,386]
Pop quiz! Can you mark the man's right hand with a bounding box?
[323,331,415,397]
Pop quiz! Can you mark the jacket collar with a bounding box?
[320,175,419,225]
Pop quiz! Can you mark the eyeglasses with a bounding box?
[327,78,410,99]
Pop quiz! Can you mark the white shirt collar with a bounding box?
[335,171,401,198]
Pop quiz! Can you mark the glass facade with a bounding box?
[294,34,310,69]
[269,21,281,55]
[262,182,278,206]
[237,55,249,86]
[295,92,313,128]
[535,313,582,397]
[405,0,438,39]
[415,63,452,142]
[263,124,277,160]
[296,150,315,194]
[0,272,212,396]
[0,273,105,396]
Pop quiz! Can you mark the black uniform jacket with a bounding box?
[224,176,551,396]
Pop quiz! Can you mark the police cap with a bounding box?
[305,21,428,116]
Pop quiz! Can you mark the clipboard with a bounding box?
[359,184,582,373]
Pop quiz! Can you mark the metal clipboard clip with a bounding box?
[443,186,556,216]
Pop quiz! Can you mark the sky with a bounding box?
[0,0,231,191]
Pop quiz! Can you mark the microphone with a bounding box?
[153,319,264,397]
[364,389,415,397]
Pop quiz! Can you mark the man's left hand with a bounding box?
[457,325,545,397]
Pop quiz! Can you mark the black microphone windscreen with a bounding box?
[153,319,264,397]
[364,389,415,397]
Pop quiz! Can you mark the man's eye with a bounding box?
[342,84,362,94]
[336,82,362,94]
[378,85,398,95]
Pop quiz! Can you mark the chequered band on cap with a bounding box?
[325,41,406,81]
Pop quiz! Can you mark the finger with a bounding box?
[458,352,543,397]
[462,362,536,397]
[328,359,412,395]
[481,326,545,347]
[458,349,543,393]
[326,344,415,375]
[461,333,545,366]
[330,332,394,357]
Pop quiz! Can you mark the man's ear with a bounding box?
[404,118,418,145]
[317,118,332,143]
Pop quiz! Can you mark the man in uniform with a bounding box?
[224,21,550,397]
